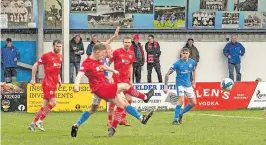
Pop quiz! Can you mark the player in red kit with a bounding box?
[28,40,63,132]
[71,43,154,137]
[107,37,154,127]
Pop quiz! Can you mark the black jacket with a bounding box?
[69,37,84,63]
[145,41,161,63]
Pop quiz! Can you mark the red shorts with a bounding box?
[42,85,56,99]
[94,83,117,100]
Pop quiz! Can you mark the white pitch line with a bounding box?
[188,113,266,120]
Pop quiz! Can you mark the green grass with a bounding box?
[154,20,185,28]
[1,110,266,145]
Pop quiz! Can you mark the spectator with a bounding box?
[1,38,20,83]
[130,34,145,83]
[184,38,200,66]
[223,35,245,82]
[69,35,84,83]
[145,35,162,83]
[86,34,99,56]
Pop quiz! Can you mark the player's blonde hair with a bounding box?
[93,43,106,52]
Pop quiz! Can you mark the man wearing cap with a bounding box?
[1,38,20,83]
[130,34,145,83]
[69,35,85,83]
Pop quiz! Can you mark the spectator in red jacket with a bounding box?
[130,34,145,83]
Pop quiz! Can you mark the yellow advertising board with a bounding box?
[27,84,106,113]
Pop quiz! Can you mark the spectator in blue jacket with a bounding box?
[223,35,245,81]
[86,34,99,56]
[1,38,20,83]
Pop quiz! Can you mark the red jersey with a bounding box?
[79,57,106,93]
[37,52,62,87]
[109,48,135,82]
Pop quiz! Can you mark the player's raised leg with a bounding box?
[71,95,101,137]
[108,89,154,137]
[123,86,154,103]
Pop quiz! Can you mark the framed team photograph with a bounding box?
[70,0,96,13]
[200,0,228,11]
[192,11,215,28]
[154,6,186,29]
[45,0,62,28]
[125,0,154,14]
[244,12,262,28]
[97,0,124,14]
[88,12,133,28]
[222,12,239,28]
[234,0,258,11]
[0,0,34,28]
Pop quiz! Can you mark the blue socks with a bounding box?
[180,104,194,116]
[174,105,181,121]
[77,111,90,126]
[125,105,141,120]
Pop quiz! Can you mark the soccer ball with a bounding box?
[221,78,234,91]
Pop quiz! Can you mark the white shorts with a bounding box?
[176,86,196,98]
[92,94,101,105]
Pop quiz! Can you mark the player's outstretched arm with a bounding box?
[164,69,174,94]
[105,27,120,44]
[30,62,40,86]
[74,72,85,92]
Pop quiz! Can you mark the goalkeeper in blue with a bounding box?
[163,47,197,125]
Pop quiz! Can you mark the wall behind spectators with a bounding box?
[43,41,266,83]
[1,41,37,82]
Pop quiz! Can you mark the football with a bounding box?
[221,78,234,91]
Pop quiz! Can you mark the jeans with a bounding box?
[228,63,241,82]
[133,63,142,83]
[70,62,80,83]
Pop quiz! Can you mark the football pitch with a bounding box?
[2,110,266,145]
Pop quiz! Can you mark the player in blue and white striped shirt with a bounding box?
[164,47,197,125]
